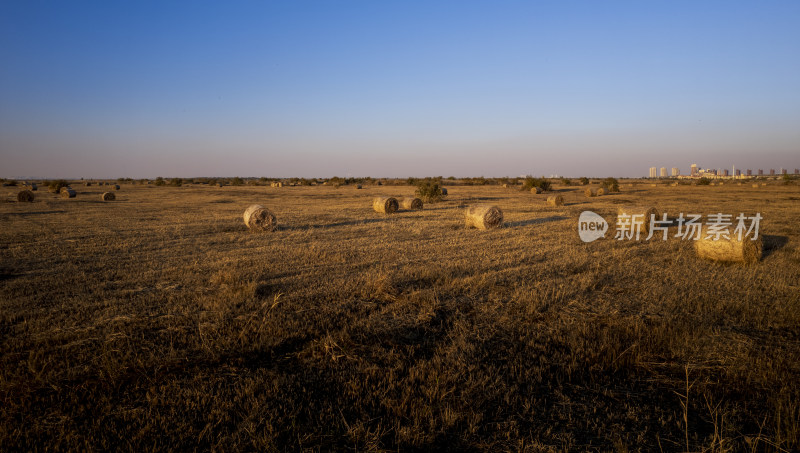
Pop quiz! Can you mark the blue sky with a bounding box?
[1,1,799,178]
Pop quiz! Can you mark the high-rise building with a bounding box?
[690,164,698,176]
[732,165,736,177]
[781,168,787,175]
[770,169,775,175]
[747,169,752,176]
[724,169,730,177]
[660,167,667,178]
[795,169,799,175]
[671,167,680,176]
[735,169,741,177]
[649,167,657,178]
[758,169,764,175]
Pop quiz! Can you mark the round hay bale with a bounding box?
[671,182,679,187]
[531,187,542,194]
[61,188,76,198]
[243,204,277,231]
[650,184,657,187]
[113,184,120,190]
[356,184,362,189]
[752,183,759,188]
[596,187,606,196]
[440,188,448,195]
[695,229,762,264]
[502,184,508,188]
[616,206,659,235]
[547,195,564,207]
[17,190,34,202]
[465,205,503,230]
[401,197,423,210]
[101,192,115,201]
[373,197,399,214]
[584,188,596,197]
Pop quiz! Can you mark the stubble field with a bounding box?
[1,181,799,451]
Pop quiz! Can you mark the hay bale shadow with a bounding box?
[762,235,788,259]
[506,216,568,228]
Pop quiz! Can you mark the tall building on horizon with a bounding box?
[770,169,776,175]
[671,167,680,176]
[649,167,657,178]
[747,169,752,176]
[660,167,667,178]
[691,164,698,176]
[759,169,764,175]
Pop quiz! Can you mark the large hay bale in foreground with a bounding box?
[547,195,564,206]
[401,197,423,210]
[584,188,596,197]
[465,205,503,230]
[695,229,762,264]
[17,190,34,202]
[616,206,659,235]
[60,187,76,198]
[101,192,115,201]
[596,187,606,196]
[373,197,399,214]
[243,204,277,231]
[531,187,542,194]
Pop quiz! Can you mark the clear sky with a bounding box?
[1,1,799,178]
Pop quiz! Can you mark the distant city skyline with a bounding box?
[2,2,800,179]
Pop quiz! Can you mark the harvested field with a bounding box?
[1,182,799,451]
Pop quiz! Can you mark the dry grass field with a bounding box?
[1,181,799,451]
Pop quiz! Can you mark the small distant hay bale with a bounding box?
[356,184,363,189]
[401,197,423,210]
[465,205,503,230]
[85,182,92,186]
[502,184,508,188]
[752,183,760,188]
[113,184,120,190]
[650,183,657,187]
[584,188,596,197]
[531,187,542,194]
[61,188,76,198]
[596,187,606,196]
[671,182,679,187]
[17,190,34,202]
[695,228,762,264]
[101,192,115,201]
[373,197,399,214]
[440,188,448,195]
[616,206,659,235]
[243,204,277,231]
[547,195,564,206]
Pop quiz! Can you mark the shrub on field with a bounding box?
[48,180,69,193]
[602,177,619,192]
[415,181,444,202]
[579,176,590,185]
[697,178,711,186]
[521,176,551,192]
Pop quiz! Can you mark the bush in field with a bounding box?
[169,178,183,187]
[561,177,571,186]
[48,180,69,193]
[415,181,444,202]
[601,177,619,192]
[579,177,590,185]
[521,176,551,192]
[697,178,711,186]
[231,177,244,186]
